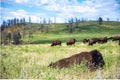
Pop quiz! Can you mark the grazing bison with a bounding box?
[51,40,61,46]
[83,39,89,43]
[88,38,99,45]
[84,37,108,45]
[66,38,76,45]
[98,37,108,43]
[109,36,120,41]
[48,50,105,70]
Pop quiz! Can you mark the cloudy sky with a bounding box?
[1,0,120,24]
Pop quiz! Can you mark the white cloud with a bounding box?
[1,9,38,23]
[35,0,49,5]
[1,8,49,23]
[30,16,40,23]
[56,17,65,23]
[39,0,119,22]
[10,9,28,18]
[1,0,120,24]
[15,0,28,3]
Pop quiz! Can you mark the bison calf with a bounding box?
[66,38,76,45]
[48,50,105,70]
[51,40,61,46]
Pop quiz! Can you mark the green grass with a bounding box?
[0,42,120,79]
[0,21,120,79]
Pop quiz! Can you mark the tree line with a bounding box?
[0,18,26,45]
[0,17,103,45]
[1,18,25,31]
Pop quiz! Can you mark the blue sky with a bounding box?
[1,0,120,24]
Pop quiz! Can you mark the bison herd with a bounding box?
[51,36,120,46]
[83,36,120,46]
[83,37,107,45]
[51,38,76,46]
[48,36,120,70]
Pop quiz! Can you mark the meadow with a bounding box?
[0,21,120,79]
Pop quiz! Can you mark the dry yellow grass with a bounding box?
[0,41,120,79]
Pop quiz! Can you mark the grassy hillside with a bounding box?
[27,21,120,44]
[29,21,120,34]
[0,21,120,79]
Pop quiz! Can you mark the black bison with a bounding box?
[83,39,89,43]
[51,40,61,46]
[83,37,108,45]
[109,36,120,41]
[66,38,76,45]
[88,38,99,45]
[98,37,108,43]
[83,38,97,45]
[48,50,105,70]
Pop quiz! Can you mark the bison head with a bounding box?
[90,50,105,68]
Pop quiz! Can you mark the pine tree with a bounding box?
[7,19,11,27]
[75,17,79,28]
[13,18,17,25]
[7,32,11,44]
[68,18,73,33]
[98,17,103,25]
[13,31,21,45]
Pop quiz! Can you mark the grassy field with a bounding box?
[0,21,120,79]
